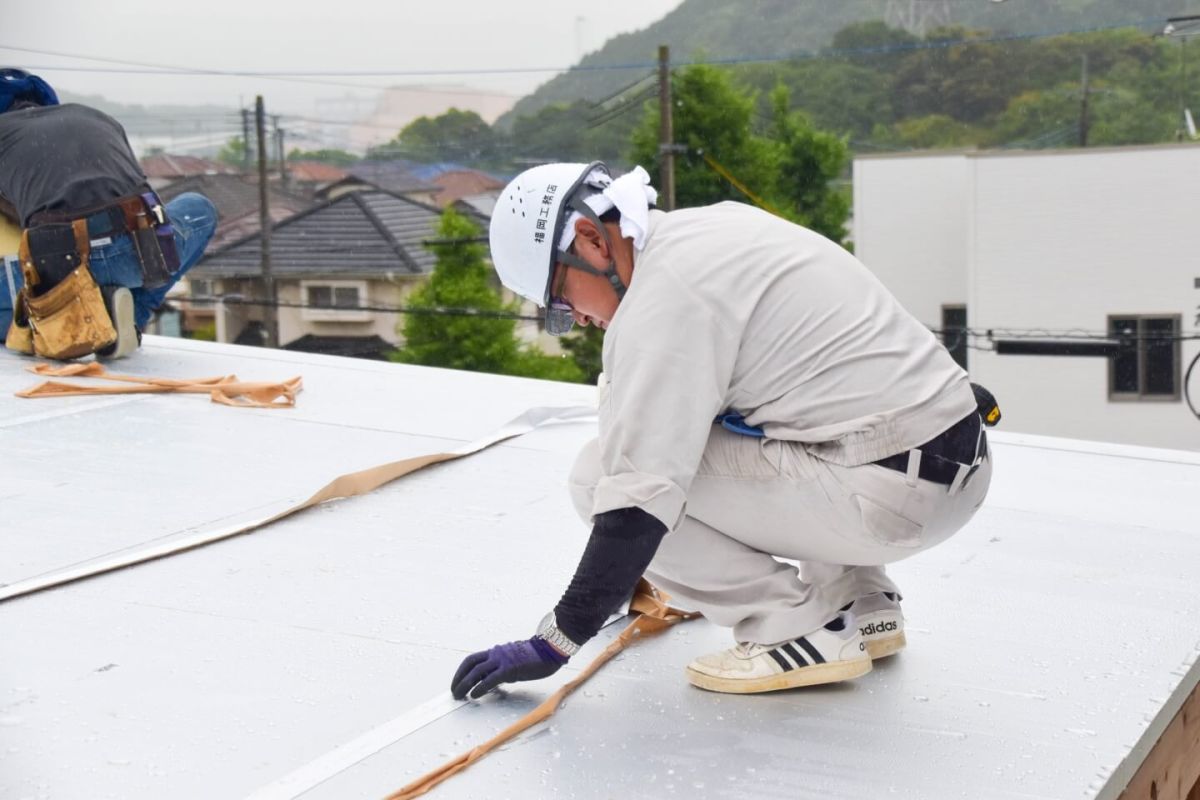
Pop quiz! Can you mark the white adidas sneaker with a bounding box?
[848,592,906,659]
[685,613,871,694]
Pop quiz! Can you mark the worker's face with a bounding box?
[552,219,629,331]
[550,263,615,332]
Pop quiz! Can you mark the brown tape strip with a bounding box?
[385,582,700,800]
[16,362,302,408]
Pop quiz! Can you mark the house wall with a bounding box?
[212,278,257,345]
[854,145,1200,451]
[276,276,426,347]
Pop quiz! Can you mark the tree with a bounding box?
[630,64,776,209]
[286,148,360,166]
[508,100,631,166]
[369,108,505,167]
[879,114,984,149]
[829,19,920,73]
[769,84,851,242]
[630,65,851,244]
[392,209,584,383]
[889,26,1024,123]
[560,326,605,385]
[216,136,247,167]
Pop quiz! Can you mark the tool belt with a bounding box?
[5,191,180,360]
[27,190,181,289]
[872,383,1001,490]
[873,411,987,487]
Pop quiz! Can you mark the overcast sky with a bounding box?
[3,0,684,113]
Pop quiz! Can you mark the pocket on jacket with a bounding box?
[852,494,925,549]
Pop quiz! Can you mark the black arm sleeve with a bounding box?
[552,507,668,646]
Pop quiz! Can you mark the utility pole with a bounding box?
[658,45,675,211]
[1079,53,1090,147]
[273,115,287,185]
[276,127,286,183]
[1165,15,1200,140]
[240,108,252,171]
[1180,37,1188,141]
[255,96,277,349]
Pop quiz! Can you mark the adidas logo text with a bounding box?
[860,621,899,636]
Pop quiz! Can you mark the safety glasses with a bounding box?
[546,300,575,336]
[545,263,575,336]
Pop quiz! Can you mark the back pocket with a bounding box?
[853,495,924,549]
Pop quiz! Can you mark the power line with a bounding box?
[184,294,543,322]
[177,293,1200,342]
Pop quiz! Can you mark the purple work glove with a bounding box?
[450,637,568,700]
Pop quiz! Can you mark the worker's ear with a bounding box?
[572,217,608,259]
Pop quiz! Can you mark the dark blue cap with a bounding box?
[0,68,59,113]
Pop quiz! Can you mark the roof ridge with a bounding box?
[354,192,423,274]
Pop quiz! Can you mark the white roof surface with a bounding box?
[2,337,1198,800]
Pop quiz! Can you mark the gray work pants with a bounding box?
[568,425,992,645]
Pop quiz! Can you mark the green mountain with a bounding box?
[499,0,1189,129]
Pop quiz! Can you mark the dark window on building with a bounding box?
[306,285,360,309]
[308,285,333,308]
[1108,315,1180,400]
[941,305,968,371]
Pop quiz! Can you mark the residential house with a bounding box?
[159,174,314,250]
[853,143,1200,451]
[187,190,488,360]
[140,153,240,190]
[317,161,442,206]
[159,175,314,337]
[284,160,349,198]
[426,168,504,215]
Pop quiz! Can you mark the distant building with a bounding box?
[348,85,516,153]
[319,161,442,206]
[427,168,505,211]
[853,143,1200,451]
[324,161,504,212]
[284,161,349,197]
[140,154,240,189]
[187,190,489,360]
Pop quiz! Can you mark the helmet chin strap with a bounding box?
[555,194,628,300]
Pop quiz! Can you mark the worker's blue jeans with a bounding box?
[0,192,217,334]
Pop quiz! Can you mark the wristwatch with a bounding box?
[536,611,581,658]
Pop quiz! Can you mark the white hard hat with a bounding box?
[489,161,609,307]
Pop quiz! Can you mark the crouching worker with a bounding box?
[451,162,996,700]
[0,68,216,360]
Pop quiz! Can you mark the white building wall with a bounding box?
[967,146,1200,450]
[855,145,1200,451]
[853,153,970,328]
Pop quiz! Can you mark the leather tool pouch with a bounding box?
[25,266,116,359]
[3,255,33,354]
[26,223,82,295]
[18,221,116,360]
[133,223,172,289]
[133,193,181,290]
[5,292,34,354]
